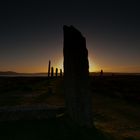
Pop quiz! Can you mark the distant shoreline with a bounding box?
[0,73,140,77]
[0,74,48,77]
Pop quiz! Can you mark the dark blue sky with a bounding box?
[0,1,140,72]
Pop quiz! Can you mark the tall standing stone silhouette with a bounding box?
[48,60,51,77]
[100,69,103,76]
[51,67,54,77]
[60,69,63,77]
[63,25,93,127]
[55,68,58,77]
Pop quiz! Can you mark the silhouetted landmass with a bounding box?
[0,71,139,76]
[0,71,18,75]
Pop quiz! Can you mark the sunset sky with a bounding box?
[0,1,140,73]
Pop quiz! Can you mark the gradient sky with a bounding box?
[0,1,140,73]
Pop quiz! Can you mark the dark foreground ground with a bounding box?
[0,75,139,140]
[0,117,108,140]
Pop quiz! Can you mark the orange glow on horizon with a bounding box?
[0,57,139,73]
[1,65,140,73]
[88,58,100,72]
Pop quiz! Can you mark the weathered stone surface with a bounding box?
[63,25,93,127]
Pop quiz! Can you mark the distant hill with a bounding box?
[89,72,140,76]
[0,71,139,76]
[0,71,19,75]
[0,71,48,76]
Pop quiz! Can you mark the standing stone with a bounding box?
[48,60,51,77]
[100,69,103,76]
[63,25,93,127]
[60,69,63,77]
[51,67,54,77]
[55,68,58,77]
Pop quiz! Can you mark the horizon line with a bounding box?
[0,71,140,74]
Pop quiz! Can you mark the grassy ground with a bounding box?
[93,94,140,140]
[0,76,139,140]
[0,117,108,140]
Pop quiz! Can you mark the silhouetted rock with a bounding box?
[51,67,54,77]
[0,71,18,75]
[55,68,58,77]
[100,69,103,76]
[63,25,93,127]
[60,69,63,77]
[48,60,51,77]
